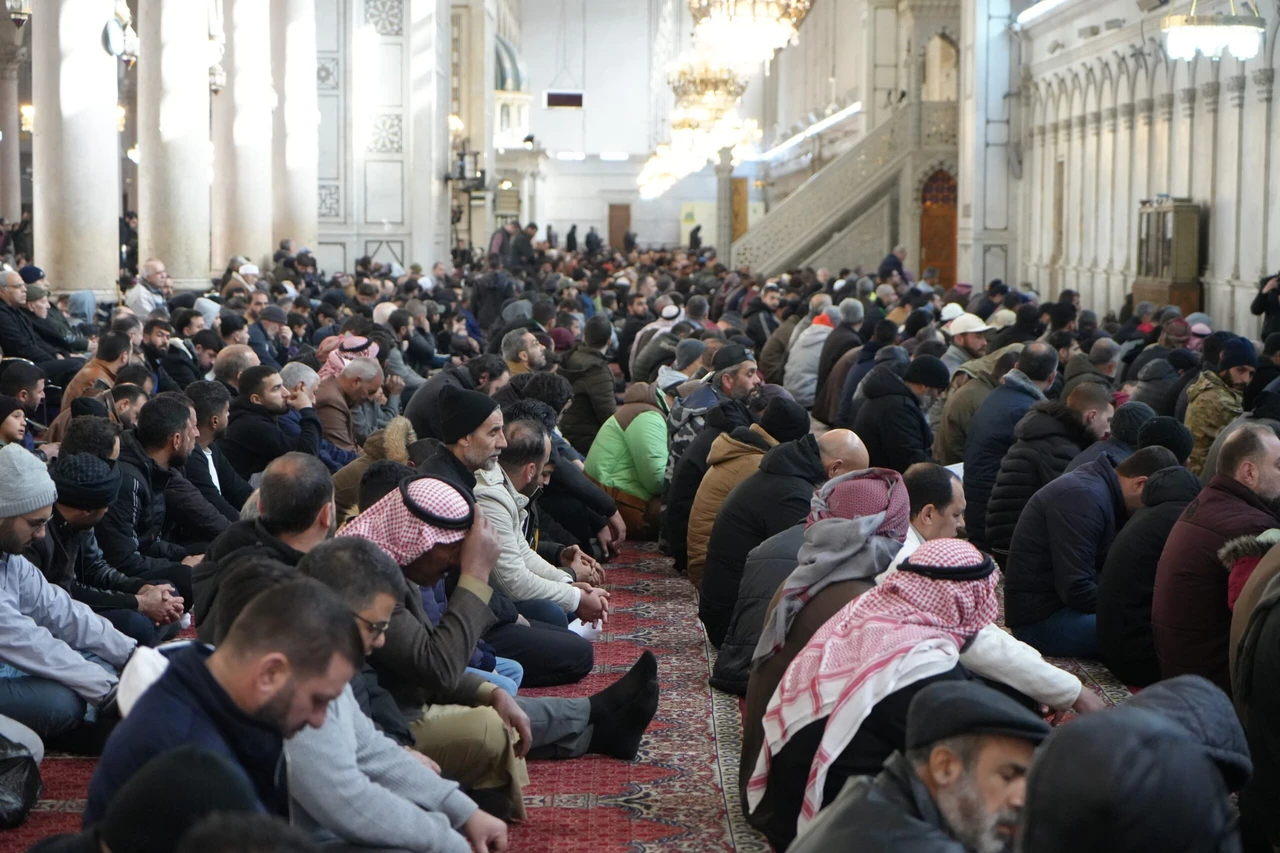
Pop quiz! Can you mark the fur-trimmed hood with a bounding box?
[1218,528,1280,570]
[361,416,416,463]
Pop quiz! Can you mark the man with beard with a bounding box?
[109,383,148,431]
[1185,337,1257,475]
[941,314,994,376]
[788,681,1049,853]
[617,290,655,381]
[417,385,510,497]
[96,394,202,604]
[667,343,763,478]
[217,364,322,478]
[83,576,363,825]
[0,444,137,753]
[1154,423,1280,689]
[139,318,181,393]
[501,328,547,377]
[184,381,253,521]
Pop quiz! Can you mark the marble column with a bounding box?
[32,0,120,295]
[0,28,26,224]
[715,147,734,266]
[212,0,274,271]
[270,0,318,252]
[410,0,451,267]
[137,0,211,292]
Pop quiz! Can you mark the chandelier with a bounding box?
[688,0,812,70]
[5,0,29,28]
[1162,0,1265,62]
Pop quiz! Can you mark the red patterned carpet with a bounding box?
[0,542,769,853]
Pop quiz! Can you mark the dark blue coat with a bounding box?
[1004,457,1127,627]
[247,321,286,369]
[961,374,1044,549]
[85,645,285,826]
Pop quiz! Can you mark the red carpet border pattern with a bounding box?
[0,542,770,853]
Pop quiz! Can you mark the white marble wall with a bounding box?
[1018,0,1279,333]
[315,0,451,276]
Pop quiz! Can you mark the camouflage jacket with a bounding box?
[1185,369,1243,476]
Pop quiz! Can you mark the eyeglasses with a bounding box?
[20,514,50,531]
[354,613,390,638]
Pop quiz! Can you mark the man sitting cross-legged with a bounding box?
[340,476,660,819]
[0,444,136,755]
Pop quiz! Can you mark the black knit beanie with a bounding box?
[439,384,499,444]
[50,453,122,510]
[760,397,810,443]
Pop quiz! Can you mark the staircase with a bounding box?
[732,102,959,276]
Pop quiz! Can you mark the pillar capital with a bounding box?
[1198,81,1220,115]
[1103,105,1118,132]
[1136,98,1154,126]
[0,42,27,80]
[1178,86,1197,118]
[1119,101,1136,130]
[1087,110,1102,135]
[1157,92,1175,122]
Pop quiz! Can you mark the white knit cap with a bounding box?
[0,444,57,517]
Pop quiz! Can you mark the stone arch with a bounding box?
[910,157,960,214]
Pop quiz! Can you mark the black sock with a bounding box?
[588,678,659,760]
[588,650,657,721]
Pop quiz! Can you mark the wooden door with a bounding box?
[608,204,631,251]
[731,177,749,242]
[919,169,957,289]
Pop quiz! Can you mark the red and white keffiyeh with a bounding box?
[747,538,999,834]
[319,335,380,380]
[338,477,469,565]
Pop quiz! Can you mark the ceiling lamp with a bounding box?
[688,0,812,70]
[5,0,29,28]
[1162,0,1265,62]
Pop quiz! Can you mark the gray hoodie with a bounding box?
[0,552,135,702]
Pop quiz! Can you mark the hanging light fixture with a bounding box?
[5,0,29,28]
[1162,0,1265,62]
[688,0,812,71]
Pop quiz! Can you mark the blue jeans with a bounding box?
[102,608,179,648]
[0,655,118,751]
[1012,608,1100,659]
[467,657,525,695]
[516,598,569,629]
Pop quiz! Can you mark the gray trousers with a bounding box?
[518,696,592,759]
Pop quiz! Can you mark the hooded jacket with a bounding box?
[935,347,1019,465]
[743,296,780,351]
[96,431,191,582]
[632,330,681,386]
[1060,352,1113,398]
[162,339,205,390]
[1199,392,1280,484]
[985,400,1095,555]
[687,424,778,589]
[664,399,752,573]
[783,318,834,407]
[837,340,892,423]
[217,395,323,478]
[1154,473,1280,690]
[666,379,728,480]
[1005,457,1127,627]
[332,419,416,518]
[1096,467,1202,686]
[853,369,933,474]
[699,435,826,647]
[85,644,288,826]
[784,753,968,853]
[558,344,617,454]
[191,518,306,641]
[583,383,668,502]
[1185,369,1244,476]
[1129,358,1182,414]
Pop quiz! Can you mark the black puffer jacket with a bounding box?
[192,518,306,640]
[1097,467,1202,687]
[709,524,805,695]
[985,401,1095,555]
[665,400,753,573]
[853,368,932,474]
[95,431,192,582]
[217,396,323,479]
[700,435,825,647]
[786,753,969,853]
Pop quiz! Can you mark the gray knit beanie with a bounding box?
[674,338,706,371]
[0,444,56,517]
